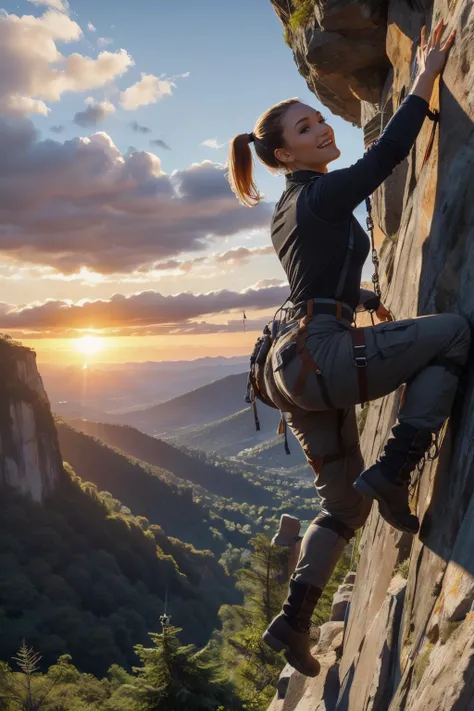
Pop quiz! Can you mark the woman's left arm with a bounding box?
[305,94,432,223]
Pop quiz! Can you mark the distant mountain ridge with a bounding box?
[43,356,249,415]
[115,372,249,434]
[164,406,281,456]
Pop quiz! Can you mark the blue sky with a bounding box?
[25,0,367,201]
[0,0,373,361]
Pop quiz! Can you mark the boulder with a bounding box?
[331,589,352,622]
[316,621,345,654]
[344,572,357,585]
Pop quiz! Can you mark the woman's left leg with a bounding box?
[285,406,371,588]
[263,405,371,676]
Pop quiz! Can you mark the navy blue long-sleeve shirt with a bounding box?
[271,94,431,310]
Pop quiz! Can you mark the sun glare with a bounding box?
[74,335,104,355]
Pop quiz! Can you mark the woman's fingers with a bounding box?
[427,19,444,50]
[421,24,426,47]
[435,20,447,45]
[441,29,456,51]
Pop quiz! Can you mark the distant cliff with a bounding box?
[0,335,64,501]
[268,1,474,709]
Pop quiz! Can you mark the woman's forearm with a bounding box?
[409,70,436,104]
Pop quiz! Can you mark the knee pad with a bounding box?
[428,355,464,379]
[312,513,354,543]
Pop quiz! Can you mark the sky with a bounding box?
[0,0,372,365]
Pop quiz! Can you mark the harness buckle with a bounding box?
[353,343,367,368]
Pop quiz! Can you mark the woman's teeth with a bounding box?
[318,139,333,148]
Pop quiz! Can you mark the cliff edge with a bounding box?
[0,335,64,501]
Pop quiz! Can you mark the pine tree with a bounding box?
[0,640,66,711]
[217,534,287,711]
[236,533,286,625]
[131,618,240,711]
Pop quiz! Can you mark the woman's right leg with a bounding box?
[362,312,471,430]
[273,312,471,533]
[275,312,471,425]
[352,313,471,533]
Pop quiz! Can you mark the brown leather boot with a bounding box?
[353,423,437,533]
[262,577,321,677]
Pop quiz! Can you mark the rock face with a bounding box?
[267,1,474,709]
[0,336,64,501]
[271,0,390,125]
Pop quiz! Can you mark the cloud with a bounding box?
[97,37,113,47]
[7,96,49,116]
[130,120,152,134]
[161,317,272,336]
[0,284,289,335]
[0,7,134,116]
[87,22,96,32]
[73,98,116,127]
[214,246,274,264]
[27,0,69,11]
[121,73,174,111]
[253,278,286,289]
[145,246,275,276]
[19,243,278,284]
[201,138,227,150]
[0,119,273,274]
[50,124,65,133]
[2,316,274,339]
[150,139,171,150]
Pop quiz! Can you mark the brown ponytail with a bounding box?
[227,133,261,207]
[226,98,301,208]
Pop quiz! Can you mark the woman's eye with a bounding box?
[319,115,327,123]
[300,126,309,133]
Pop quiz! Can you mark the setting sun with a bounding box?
[74,336,104,355]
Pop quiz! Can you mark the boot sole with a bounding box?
[262,631,320,678]
[353,477,419,534]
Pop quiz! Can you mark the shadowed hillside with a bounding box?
[62,418,276,506]
[55,420,266,554]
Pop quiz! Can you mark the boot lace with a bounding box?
[408,432,440,502]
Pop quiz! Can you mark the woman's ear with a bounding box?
[274,146,293,165]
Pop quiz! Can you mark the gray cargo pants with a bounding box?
[264,312,471,589]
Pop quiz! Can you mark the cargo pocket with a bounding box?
[273,340,298,373]
[273,341,296,373]
[373,320,418,360]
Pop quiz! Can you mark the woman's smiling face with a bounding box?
[275,102,341,173]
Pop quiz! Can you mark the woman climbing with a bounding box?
[226,19,471,678]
